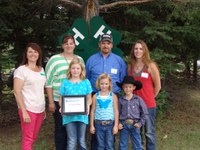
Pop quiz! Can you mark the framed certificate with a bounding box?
[61,95,87,115]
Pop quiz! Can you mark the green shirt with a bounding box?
[45,54,84,101]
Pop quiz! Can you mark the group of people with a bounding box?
[13,33,161,150]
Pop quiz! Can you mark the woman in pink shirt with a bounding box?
[13,43,46,150]
[127,40,161,150]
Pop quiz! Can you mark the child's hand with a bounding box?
[118,123,123,130]
[59,108,62,113]
[112,125,118,135]
[90,126,95,134]
[134,123,140,128]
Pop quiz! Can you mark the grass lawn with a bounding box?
[156,77,200,150]
[0,76,200,150]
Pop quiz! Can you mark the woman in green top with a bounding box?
[45,34,84,150]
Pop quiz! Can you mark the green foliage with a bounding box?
[156,90,169,117]
[150,48,182,78]
[0,0,76,66]
[34,139,48,150]
[0,48,16,71]
[167,2,200,63]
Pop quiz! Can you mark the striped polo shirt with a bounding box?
[45,54,83,101]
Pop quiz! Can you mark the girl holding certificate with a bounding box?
[59,58,92,150]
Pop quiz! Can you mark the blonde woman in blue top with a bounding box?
[90,73,119,150]
[59,58,92,150]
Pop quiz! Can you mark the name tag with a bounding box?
[141,72,148,78]
[111,68,117,74]
[40,72,46,76]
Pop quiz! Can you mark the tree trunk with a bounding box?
[82,0,99,23]
[82,0,100,39]
[192,58,197,81]
[0,65,3,113]
[14,28,24,67]
[184,61,191,78]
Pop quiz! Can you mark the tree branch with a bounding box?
[60,0,82,9]
[100,0,155,10]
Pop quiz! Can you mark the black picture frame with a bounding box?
[61,95,87,115]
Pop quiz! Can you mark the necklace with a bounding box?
[62,53,75,65]
[134,62,144,72]
[62,53,74,59]
[135,63,141,71]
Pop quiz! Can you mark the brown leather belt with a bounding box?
[125,119,138,125]
[95,120,114,126]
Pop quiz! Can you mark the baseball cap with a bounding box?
[99,34,113,43]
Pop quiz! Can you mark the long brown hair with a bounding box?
[129,40,153,66]
[21,43,42,67]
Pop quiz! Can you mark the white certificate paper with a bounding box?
[64,97,84,112]
[62,95,87,115]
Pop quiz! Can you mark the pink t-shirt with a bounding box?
[14,65,46,113]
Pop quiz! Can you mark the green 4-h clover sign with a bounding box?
[59,16,124,61]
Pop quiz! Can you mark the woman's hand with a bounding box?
[22,110,31,123]
[48,103,56,113]
[43,111,46,120]
[59,108,62,113]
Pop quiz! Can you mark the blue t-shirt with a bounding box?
[59,79,92,125]
[86,52,127,93]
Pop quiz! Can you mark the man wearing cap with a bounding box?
[86,33,127,149]
[86,33,127,95]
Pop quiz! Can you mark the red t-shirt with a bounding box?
[129,67,156,108]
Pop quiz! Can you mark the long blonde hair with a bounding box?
[66,58,86,80]
[96,73,112,91]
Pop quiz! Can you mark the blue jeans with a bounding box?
[53,102,67,150]
[90,134,97,150]
[65,121,87,150]
[144,107,156,150]
[118,121,142,150]
[95,123,115,150]
[90,92,119,150]
[90,92,97,150]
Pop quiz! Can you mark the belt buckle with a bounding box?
[125,119,133,125]
[101,121,107,125]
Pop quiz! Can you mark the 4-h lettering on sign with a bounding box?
[59,16,123,61]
